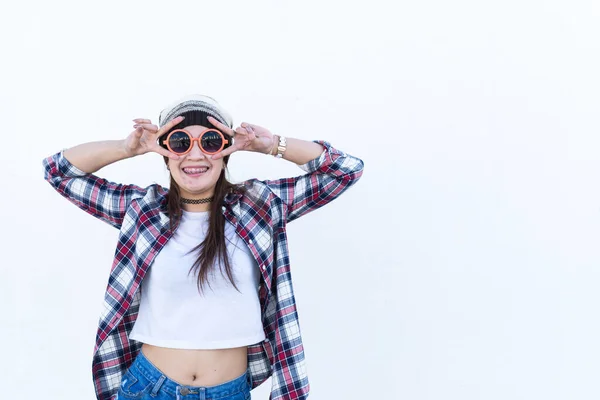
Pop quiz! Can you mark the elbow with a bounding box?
[355,157,365,177]
[42,154,66,189]
[42,156,55,183]
[345,156,364,185]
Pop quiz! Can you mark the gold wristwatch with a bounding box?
[274,135,287,159]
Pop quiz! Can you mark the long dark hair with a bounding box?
[161,110,246,295]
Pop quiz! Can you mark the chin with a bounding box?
[180,179,218,193]
[172,171,220,193]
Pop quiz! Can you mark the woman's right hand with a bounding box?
[123,116,185,160]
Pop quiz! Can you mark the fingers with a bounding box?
[156,115,185,136]
[157,146,181,160]
[240,122,261,140]
[150,135,180,160]
[131,117,182,160]
[211,146,237,160]
[131,126,143,143]
[234,126,249,136]
[133,123,159,132]
[207,116,235,137]
[235,126,255,142]
[241,122,259,132]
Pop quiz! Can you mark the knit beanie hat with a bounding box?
[158,94,233,129]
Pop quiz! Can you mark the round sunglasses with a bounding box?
[159,128,233,156]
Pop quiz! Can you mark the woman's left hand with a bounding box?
[207,116,275,160]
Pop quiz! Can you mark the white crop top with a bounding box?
[129,209,266,349]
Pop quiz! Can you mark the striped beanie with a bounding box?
[158,94,233,129]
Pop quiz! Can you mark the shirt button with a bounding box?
[261,265,266,271]
[249,239,253,245]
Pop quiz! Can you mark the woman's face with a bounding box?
[167,125,225,198]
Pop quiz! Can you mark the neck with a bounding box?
[181,194,214,212]
[182,203,211,212]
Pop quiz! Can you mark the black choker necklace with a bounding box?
[181,197,214,204]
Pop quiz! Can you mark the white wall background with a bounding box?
[1,0,599,399]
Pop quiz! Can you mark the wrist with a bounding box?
[120,139,135,159]
[268,135,279,155]
[273,135,287,159]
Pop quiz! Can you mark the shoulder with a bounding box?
[241,178,271,196]
[236,179,279,205]
[235,179,286,226]
[131,182,169,209]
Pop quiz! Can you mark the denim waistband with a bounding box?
[131,349,251,398]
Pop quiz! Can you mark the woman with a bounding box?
[43,95,364,400]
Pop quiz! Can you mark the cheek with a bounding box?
[212,161,224,173]
[211,166,223,180]
[168,159,180,171]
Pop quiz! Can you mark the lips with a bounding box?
[182,166,209,175]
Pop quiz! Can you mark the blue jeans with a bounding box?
[116,349,252,400]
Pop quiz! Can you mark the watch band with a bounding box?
[274,135,287,158]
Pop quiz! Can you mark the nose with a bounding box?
[186,139,206,159]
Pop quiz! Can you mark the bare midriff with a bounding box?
[141,343,248,387]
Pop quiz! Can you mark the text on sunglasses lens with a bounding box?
[168,131,191,154]
[201,131,224,153]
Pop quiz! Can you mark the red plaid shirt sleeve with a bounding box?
[263,140,364,223]
[42,150,149,229]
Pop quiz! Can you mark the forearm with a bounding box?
[262,140,364,223]
[269,136,324,165]
[62,140,131,174]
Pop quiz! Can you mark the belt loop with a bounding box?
[150,375,167,396]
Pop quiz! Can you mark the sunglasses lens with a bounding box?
[201,131,223,153]
[168,131,191,154]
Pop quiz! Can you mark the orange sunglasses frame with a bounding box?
[161,128,232,156]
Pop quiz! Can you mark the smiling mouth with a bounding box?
[182,167,209,176]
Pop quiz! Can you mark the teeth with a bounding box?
[183,167,208,174]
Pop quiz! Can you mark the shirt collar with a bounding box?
[159,187,242,211]
[224,191,243,205]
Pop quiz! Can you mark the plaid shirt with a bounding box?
[43,140,363,400]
